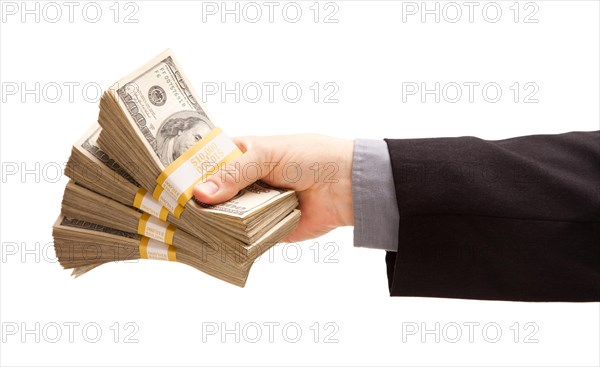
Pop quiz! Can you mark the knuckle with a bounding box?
[220,163,242,185]
[250,145,267,163]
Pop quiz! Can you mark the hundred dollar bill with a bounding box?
[69,123,298,248]
[86,124,289,217]
[52,216,253,287]
[72,123,291,221]
[81,126,138,186]
[98,49,295,220]
[60,216,138,238]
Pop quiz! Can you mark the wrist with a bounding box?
[331,138,354,227]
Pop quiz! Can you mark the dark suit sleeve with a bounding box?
[384,131,600,302]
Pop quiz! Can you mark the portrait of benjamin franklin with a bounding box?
[156,111,213,166]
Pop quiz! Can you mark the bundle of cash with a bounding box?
[53,50,300,286]
[53,216,252,286]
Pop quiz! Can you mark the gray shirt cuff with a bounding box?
[352,139,400,251]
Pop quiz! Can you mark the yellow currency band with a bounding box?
[139,237,177,261]
[172,203,184,218]
[152,185,186,218]
[136,212,176,245]
[132,188,145,208]
[133,187,169,221]
[153,148,243,207]
[156,127,223,187]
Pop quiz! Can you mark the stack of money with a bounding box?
[53,50,300,286]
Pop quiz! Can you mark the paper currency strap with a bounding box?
[137,213,176,245]
[133,188,170,221]
[139,237,176,261]
[156,189,185,218]
[153,127,243,207]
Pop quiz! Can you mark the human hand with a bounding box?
[193,135,354,242]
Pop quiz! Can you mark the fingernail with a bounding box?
[196,181,219,196]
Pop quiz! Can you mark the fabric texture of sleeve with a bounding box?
[384,131,600,302]
[352,139,400,252]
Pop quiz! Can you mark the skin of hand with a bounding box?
[193,135,354,242]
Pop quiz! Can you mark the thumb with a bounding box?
[193,145,265,204]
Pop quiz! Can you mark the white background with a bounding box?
[1,0,599,366]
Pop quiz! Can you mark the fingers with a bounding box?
[193,141,265,204]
